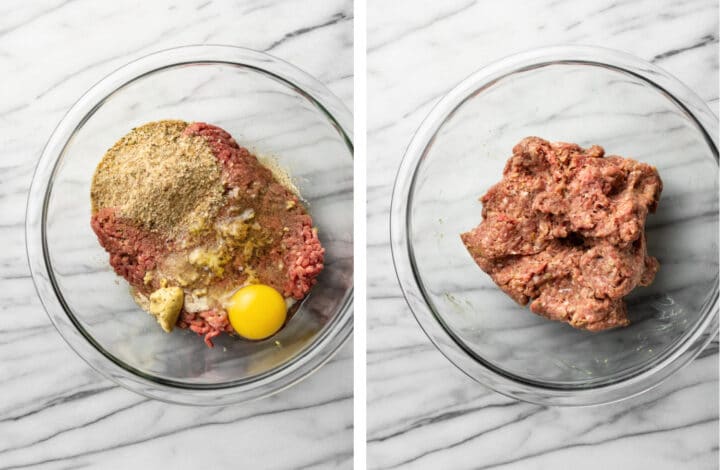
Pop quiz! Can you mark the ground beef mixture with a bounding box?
[91,120,324,346]
[461,137,662,331]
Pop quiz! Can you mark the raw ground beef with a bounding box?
[181,122,325,301]
[176,309,234,348]
[91,207,164,287]
[461,137,662,331]
[92,122,325,346]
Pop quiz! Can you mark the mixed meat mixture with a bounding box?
[91,120,324,346]
[461,137,662,331]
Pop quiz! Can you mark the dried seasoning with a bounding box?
[91,120,224,236]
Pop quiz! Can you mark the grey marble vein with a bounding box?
[367,0,718,469]
[0,0,352,469]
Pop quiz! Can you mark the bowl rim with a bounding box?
[26,45,353,406]
[390,45,719,406]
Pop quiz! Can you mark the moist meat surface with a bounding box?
[461,137,662,331]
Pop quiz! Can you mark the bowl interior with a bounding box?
[409,62,718,387]
[45,62,353,386]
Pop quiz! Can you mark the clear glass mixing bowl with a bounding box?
[391,46,718,406]
[26,45,353,405]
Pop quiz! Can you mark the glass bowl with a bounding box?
[26,45,353,405]
[391,46,718,406]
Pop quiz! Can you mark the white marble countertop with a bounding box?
[0,1,352,468]
[367,0,718,469]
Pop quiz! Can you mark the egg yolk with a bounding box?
[227,284,287,340]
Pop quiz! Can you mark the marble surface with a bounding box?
[367,0,719,469]
[0,1,352,469]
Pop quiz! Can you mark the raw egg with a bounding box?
[227,284,287,340]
